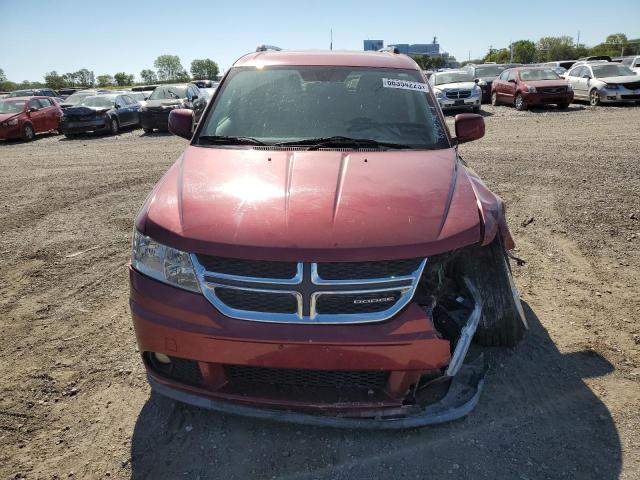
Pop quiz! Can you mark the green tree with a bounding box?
[190,59,219,80]
[511,40,536,63]
[140,69,157,84]
[114,72,134,86]
[484,48,510,64]
[536,36,575,62]
[96,74,114,87]
[44,71,66,90]
[75,68,94,87]
[154,55,185,81]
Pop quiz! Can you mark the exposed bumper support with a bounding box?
[446,277,482,377]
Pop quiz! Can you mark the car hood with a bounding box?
[478,75,498,82]
[139,147,482,261]
[523,80,569,88]
[64,106,110,115]
[0,112,22,123]
[434,81,477,90]
[145,99,185,108]
[598,75,640,84]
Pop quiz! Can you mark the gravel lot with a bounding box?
[1,104,639,480]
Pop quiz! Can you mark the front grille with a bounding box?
[541,87,565,94]
[192,255,426,324]
[215,287,298,313]
[317,258,422,280]
[225,365,389,390]
[622,81,640,90]
[445,90,471,99]
[145,353,204,387]
[196,254,297,279]
[315,291,402,314]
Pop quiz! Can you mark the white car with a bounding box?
[620,56,640,75]
[428,70,482,113]
[565,62,640,106]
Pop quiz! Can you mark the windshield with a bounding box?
[64,92,94,104]
[0,99,26,113]
[149,85,187,100]
[519,69,560,81]
[128,92,145,101]
[7,90,33,98]
[199,66,447,149]
[435,72,474,85]
[592,64,635,78]
[474,65,505,77]
[79,96,115,108]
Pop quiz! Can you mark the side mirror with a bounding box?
[582,74,591,79]
[455,113,485,144]
[508,79,516,83]
[168,109,194,139]
[28,107,38,113]
[191,95,198,101]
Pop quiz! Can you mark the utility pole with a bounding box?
[488,45,493,62]
[330,29,333,50]
[576,30,580,47]
[510,40,513,62]
[468,50,471,61]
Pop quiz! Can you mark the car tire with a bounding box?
[472,106,481,114]
[515,93,526,111]
[589,88,601,106]
[109,117,119,135]
[458,238,526,347]
[143,128,153,134]
[22,123,35,141]
[557,103,570,109]
[491,92,498,106]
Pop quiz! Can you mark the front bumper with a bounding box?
[0,125,21,140]
[598,86,640,103]
[130,267,488,426]
[61,118,108,133]
[522,91,574,105]
[437,96,481,110]
[140,110,170,130]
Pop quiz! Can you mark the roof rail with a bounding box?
[256,44,282,52]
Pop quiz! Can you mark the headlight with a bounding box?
[131,230,200,293]
[526,85,537,93]
[472,86,481,95]
[6,118,18,126]
[434,89,443,98]
[566,83,573,91]
[477,79,487,86]
[604,84,619,90]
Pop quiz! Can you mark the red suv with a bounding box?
[130,50,527,428]
[491,67,574,110]
[0,96,62,141]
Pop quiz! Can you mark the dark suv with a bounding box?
[464,64,507,102]
[139,83,206,133]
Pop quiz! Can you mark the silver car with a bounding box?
[620,56,640,75]
[565,61,640,106]
[428,70,482,113]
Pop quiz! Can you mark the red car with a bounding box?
[491,67,574,110]
[130,50,527,428]
[0,96,62,141]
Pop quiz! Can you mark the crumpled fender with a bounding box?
[464,166,515,250]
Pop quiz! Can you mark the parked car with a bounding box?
[619,55,640,74]
[200,87,217,103]
[428,70,482,112]
[60,93,141,137]
[0,96,62,141]
[58,89,100,109]
[464,64,507,102]
[7,88,59,98]
[131,85,158,93]
[565,62,640,106]
[139,83,206,133]
[127,91,149,107]
[192,79,214,88]
[130,50,527,428]
[491,67,574,110]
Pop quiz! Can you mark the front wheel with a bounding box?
[557,103,570,109]
[515,93,526,111]
[491,92,498,106]
[108,117,119,135]
[459,239,526,347]
[589,89,601,106]
[22,123,35,141]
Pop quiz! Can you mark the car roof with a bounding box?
[3,96,48,101]
[233,50,419,70]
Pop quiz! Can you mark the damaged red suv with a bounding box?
[130,50,527,428]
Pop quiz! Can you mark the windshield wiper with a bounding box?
[198,135,267,146]
[274,136,413,150]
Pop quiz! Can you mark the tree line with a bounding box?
[0,55,219,92]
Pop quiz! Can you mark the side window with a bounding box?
[38,98,52,108]
[583,67,592,78]
[507,70,517,81]
[192,85,200,98]
[568,66,581,77]
[121,96,132,105]
[115,96,126,108]
[125,95,137,104]
[499,71,509,81]
[28,99,41,110]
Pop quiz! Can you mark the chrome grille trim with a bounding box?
[191,255,427,324]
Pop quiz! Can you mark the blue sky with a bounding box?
[1,0,638,82]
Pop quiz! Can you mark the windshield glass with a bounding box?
[435,72,473,85]
[519,69,560,81]
[474,65,505,77]
[199,66,447,149]
[7,90,33,98]
[592,64,635,78]
[79,96,115,108]
[64,92,94,104]
[0,99,26,113]
[149,85,187,100]
[128,92,145,101]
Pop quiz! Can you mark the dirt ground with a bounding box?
[1,103,639,480]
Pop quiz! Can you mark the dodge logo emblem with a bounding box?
[353,296,396,304]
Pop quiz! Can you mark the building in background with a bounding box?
[363,40,384,51]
